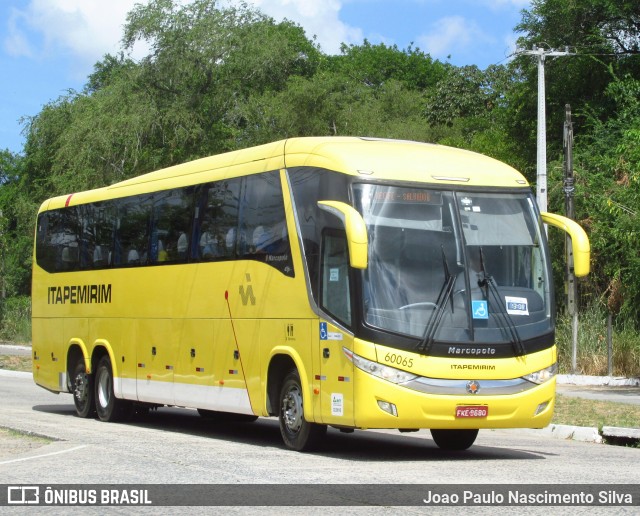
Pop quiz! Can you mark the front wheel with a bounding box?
[94,355,130,422]
[430,429,479,450]
[279,369,326,451]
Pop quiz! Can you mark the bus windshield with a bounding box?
[353,184,552,347]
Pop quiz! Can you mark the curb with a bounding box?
[534,424,603,443]
[528,424,640,444]
[557,374,640,387]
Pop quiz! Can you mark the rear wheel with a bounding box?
[94,355,130,422]
[278,369,327,451]
[71,358,95,418]
[430,429,479,450]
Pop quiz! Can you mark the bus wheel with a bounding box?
[71,359,95,418]
[430,429,479,450]
[278,369,327,451]
[94,355,130,422]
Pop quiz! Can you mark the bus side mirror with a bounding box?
[541,212,590,277]
[318,201,368,269]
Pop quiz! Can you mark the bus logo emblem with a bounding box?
[239,274,256,306]
[466,380,480,394]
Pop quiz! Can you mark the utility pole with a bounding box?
[563,104,579,373]
[520,46,573,213]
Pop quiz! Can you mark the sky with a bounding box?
[0,0,532,154]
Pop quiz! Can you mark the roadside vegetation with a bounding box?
[1,1,640,372]
[555,305,640,377]
[553,395,640,431]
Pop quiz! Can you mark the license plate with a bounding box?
[455,405,488,418]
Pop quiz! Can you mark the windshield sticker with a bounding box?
[505,296,529,315]
[330,268,340,282]
[472,300,489,320]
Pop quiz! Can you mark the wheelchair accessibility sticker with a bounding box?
[472,300,489,320]
[320,322,343,341]
[320,322,328,340]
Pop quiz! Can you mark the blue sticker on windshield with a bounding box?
[472,300,489,320]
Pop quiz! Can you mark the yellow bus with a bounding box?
[32,137,589,451]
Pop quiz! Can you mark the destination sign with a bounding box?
[371,189,442,205]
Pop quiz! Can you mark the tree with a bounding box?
[510,0,640,165]
[0,151,32,298]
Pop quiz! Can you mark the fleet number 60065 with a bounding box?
[384,353,413,368]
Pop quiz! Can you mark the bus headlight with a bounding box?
[522,363,558,385]
[343,348,417,384]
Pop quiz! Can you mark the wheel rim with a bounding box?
[281,384,303,434]
[96,368,111,409]
[74,372,89,406]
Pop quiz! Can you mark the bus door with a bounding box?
[318,230,355,426]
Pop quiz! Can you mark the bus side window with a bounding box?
[199,179,240,260]
[238,172,293,276]
[151,188,193,264]
[115,196,151,267]
[35,208,81,273]
[320,231,351,327]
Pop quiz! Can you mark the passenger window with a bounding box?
[115,196,151,266]
[238,172,293,276]
[151,188,193,264]
[81,203,116,269]
[321,231,351,326]
[35,208,81,273]
[198,179,241,260]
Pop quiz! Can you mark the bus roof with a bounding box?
[40,137,529,211]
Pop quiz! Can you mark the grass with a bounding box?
[555,304,640,377]
[553,394,640,429]
[0,297,31,344]
[0,354,32,372]
[0,427,53,444]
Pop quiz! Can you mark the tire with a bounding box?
[71,358,95,418]
[197,409,258,423]
[430,429,479,450]
[278,369,327,451]
[94,355,130,422]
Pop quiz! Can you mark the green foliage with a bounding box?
[555,76,640,321]
[0,296,31,343]
[1,0,640,344]
[326,40,446,90]
[555,304,640,377]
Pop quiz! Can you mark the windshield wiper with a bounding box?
[416,247,456,354]
[477,248,526,356]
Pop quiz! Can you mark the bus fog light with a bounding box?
[377,400,398,417]
[534,401,550,416]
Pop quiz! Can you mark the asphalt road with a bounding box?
[1,369,639,487]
